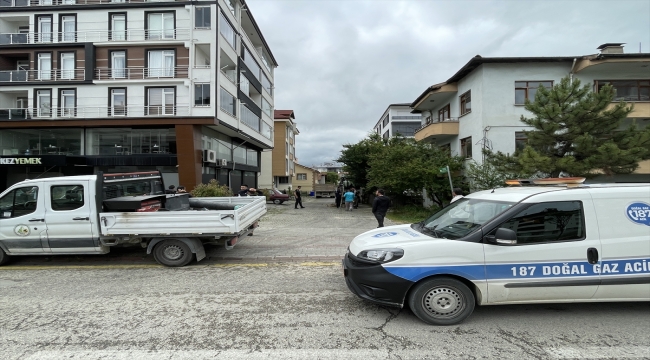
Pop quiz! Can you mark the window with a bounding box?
[262,98,272,117]
[194,83,210,106]
[392,122,420,137]
[278,176,289,184]
[36,89,51,117]
[246,148,257,166]
[59,89,75,117]
[515,81,553,104]
[239,72,250,94]
[0,186,39,219]
[195,7,211,28]
[297,173,307,181]
[110,88,126,116]
[148,50,174,77]
[460,91,471,115]
[110,14,126,41]
[61,15,76,42]
[219,87,236,116]
[148,12,174,40]
[262,74,272,95]
[438,104,450,121]
[441,143,451,156]
[37,16,52,43]
[460,136,472,158]
[515,131,528,152]
[37,53,51,80]
[111,51,126,78]
[498,201,585,244]
[241,105,260,131]
[59,53,74,79]
[50,185,84,211]
[243,47,260,80]
[383,131,389,139]
[595,80,650,101]
[219,12,236,49]
[147,87,175,115]
[382,114,389,127]
[261,121,272,139]
[392,115,421,120]
[225,0,236,14]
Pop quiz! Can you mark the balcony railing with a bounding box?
[0,0,181,7]
[0,105,190,120]
[0,29,190,45]
[0,69,85,82]
[414,117,459,134]
[95,66,188,80]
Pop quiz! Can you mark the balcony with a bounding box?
[95,66,188,80]
[413,118,459,143]
[0,105,190,120]
[0,29,190,45]
[0,68,85,82]
[0,0,181,7]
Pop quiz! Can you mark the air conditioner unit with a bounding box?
[203,149,216,163]
[219,158,228,166]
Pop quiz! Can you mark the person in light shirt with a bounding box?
[450,187,464,203]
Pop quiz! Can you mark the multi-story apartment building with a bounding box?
[271,109,298,189]
[0,0,277,191]
[373,103,422,139]
[411,43,650,182]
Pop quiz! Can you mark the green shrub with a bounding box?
[386,204,438,224]
[190,179,233,197]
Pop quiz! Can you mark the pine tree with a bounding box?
[488,76,650,177]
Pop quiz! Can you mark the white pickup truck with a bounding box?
[0,171,266,267]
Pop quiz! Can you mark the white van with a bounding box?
[343,181,650,325]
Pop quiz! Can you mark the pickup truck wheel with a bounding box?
[408,277,475,326]
[0,248,9,266]
[273,199,281,205]
[153,239,193,267]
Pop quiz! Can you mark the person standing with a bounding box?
[335,187,342,208]
[294,186,305,209]
[450,188,464,203]
[238,184,249,196]
[372,189,390,228]
[344,187,355,211]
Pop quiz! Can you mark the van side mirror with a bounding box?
[486,228,518,245]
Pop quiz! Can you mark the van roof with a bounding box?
[17,175,99,185]
[467,183,650,203]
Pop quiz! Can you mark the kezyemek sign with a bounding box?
[0,156,67,166]
[627,202,650,226]
[0,157,42,165]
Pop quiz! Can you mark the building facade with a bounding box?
[373,103,422,139]
[411,43,650,182]
[293,163,319,193]
[0,0,277,192]
[272,109,297,189]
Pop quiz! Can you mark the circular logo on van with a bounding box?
[626,202,650,226]
[14,225,30,237]
[372,232,398,238]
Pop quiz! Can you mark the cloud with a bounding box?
[247,0,650,167]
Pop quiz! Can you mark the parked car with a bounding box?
[267,188,290,204]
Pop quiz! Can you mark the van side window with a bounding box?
[499,201,585,244]
[0,186,39,218]
[51,185,85,211]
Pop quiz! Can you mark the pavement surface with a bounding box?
[1,197,649,359]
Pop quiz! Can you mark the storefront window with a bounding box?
[0,128,82,156]
[85,128,176,155]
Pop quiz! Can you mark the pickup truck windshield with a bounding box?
[416,198,514,240]
[103,179,163,199]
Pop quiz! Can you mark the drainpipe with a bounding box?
[569,58,577,84]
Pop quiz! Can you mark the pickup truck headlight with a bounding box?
[356,248,404,263]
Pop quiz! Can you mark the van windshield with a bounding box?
[415,198,515,240]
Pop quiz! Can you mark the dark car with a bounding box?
[267,189,290,204]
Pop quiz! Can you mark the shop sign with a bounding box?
[0,157,42,165]
[0,155,67,166]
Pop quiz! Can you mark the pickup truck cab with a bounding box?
[343,180,650,325]
[0,171,266,267]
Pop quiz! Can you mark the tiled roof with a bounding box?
[274,110,295,119]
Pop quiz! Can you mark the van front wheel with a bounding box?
[153,239,193,267]
[0,248,9,266]
[408,277,475,326]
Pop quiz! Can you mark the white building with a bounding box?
[373,103,422,139]
[411,43,650,182]
[0,0,277,191]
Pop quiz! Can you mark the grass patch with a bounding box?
[386,205,438,224]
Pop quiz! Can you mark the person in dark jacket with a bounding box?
[294,186,305,208]
[335,187,342,208]
[372,189,390,227]
[238,184,249,196]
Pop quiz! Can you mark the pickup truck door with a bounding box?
[44,180,98,253]
[483,195,602,303]
[0,183,48,254]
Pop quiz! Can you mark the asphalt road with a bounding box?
[1,197,649,359]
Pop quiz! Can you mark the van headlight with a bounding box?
[357,248,404,263]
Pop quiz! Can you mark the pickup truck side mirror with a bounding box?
[485,228,518,245]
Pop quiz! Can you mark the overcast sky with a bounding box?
[247,0,650,168]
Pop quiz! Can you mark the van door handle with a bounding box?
[29,218,44,222]
[73,217,89,221]
[587,248,599,264]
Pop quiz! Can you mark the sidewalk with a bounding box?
[206,196,396,263]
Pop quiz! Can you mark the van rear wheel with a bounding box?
[0,248,9,266]
[408,277,475,326]
[153,239,193,267]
